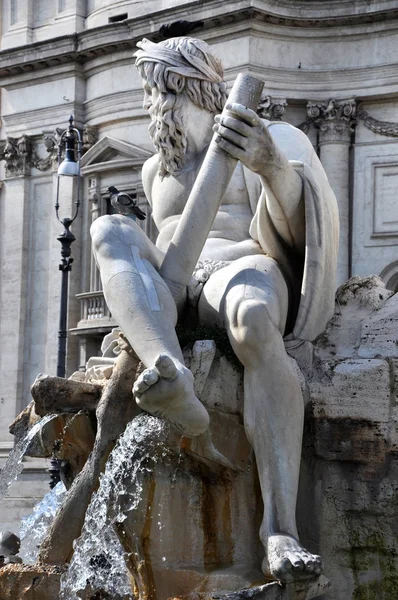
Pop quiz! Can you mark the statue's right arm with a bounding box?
[213,104,305,253]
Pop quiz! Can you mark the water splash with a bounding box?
[19,481,67,563]
[60,413,171,600]
[0,414,56,502]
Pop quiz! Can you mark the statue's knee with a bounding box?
[232,300,277,349]
[90,215,114,255]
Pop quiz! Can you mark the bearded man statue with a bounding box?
[91,36,339,584]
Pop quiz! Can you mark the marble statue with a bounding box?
[90,36,339,584]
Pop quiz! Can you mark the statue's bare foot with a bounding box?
[264,534,323,583]
[133,354,210,437]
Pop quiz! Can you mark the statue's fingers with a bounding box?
[225,103,260,126]
[214,114,251,137]
[213,123,245,149]
[214,135,246,161]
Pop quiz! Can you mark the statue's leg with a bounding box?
[91,215,209,436]
[198,255,322,582]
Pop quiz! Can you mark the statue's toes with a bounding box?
[313,555,323,575]
[286,551,304,572]
[133,368,159,396]
[155,354,177,379]
[302,556,315,574]
[272,557,294,579]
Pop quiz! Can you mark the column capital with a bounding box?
[0,135,33,178]
[257,94,287,121]
[307,98,357,143]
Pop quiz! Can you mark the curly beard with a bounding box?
[148,91,187,179]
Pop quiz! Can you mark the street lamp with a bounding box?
[55,115,82,378]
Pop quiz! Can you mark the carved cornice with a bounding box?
[306,99,357,143]
[357,105,398,138]
[1,2,398,81]
[257,94,287,121]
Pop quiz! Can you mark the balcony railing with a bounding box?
[75,290,117,331]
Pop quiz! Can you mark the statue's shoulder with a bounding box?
[142,154,158,204]
[262,119,315,164]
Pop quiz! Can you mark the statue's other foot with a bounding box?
[264,534,323,583]
[133,354,210,437]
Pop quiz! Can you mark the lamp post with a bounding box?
[55,115,82,378]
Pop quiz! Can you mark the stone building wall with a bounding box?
[1,0,398,570]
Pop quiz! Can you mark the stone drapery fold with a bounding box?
[248,121,339,341]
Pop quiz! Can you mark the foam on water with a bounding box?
[19,481,67,563]
[59,413,171,600]
[0,414,56,502]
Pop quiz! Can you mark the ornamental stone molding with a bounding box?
[2,2,398,81]
[257,94,287,121]
[31,126,98,173]
[0,135,33,177]
[357,105,398,138]
[306,99,357,143]
[82,127,98,154]
[1,126,98,176]
[31,128,64,172]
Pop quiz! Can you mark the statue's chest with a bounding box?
[152,162,250,224]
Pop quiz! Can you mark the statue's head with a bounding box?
[134,37,227,178]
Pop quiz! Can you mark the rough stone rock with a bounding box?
[167,574,330,599]
[31,373,102,416]
[297,278,398,599]
[0,564,64,600]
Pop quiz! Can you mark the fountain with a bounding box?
[0,35,368,600]
[19,482,67,564]
[0,414,56,503]
[0,328,331,600]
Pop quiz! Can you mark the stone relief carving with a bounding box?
[33,126,98,172]
[0,135,33,177]
[0,126,97,177]
[31,128,64,172]
[82,126,98,154]
[306,98,357,142]
[257,93,287,121]
[357,104,398,137]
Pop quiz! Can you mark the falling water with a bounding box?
[0,414,56,502]
[59,413,171,600]
[19,480,67,563]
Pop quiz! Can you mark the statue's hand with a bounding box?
[213,102,282,176]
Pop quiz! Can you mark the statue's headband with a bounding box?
[134,38,224,83]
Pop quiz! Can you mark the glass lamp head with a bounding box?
[58,149,80,177]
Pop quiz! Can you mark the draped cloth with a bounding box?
[247,121,339,342]
[134,38,224,83]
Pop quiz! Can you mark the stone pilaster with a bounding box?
[0,177,30,443]
[307,99,356,285]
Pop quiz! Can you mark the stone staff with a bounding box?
[159,73,264,304]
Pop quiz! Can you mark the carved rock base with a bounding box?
[0,564,64,600]
[169,575,330,599]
